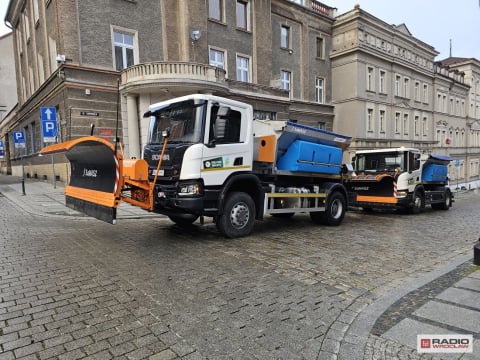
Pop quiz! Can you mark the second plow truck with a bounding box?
[40,94,352,238]
[346,147,453,213]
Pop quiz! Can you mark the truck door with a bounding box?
[201,102,253,186]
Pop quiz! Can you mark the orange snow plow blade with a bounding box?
[40,137,122,224]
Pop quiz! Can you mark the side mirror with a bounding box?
[206,139,216,148]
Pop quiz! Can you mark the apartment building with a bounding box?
[436,57,480,188]
[330,5,479,188]
[0,32,18,174]
[2,0,337,180]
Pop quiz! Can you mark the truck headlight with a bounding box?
[178,182,203,196]
[396,190,408,198]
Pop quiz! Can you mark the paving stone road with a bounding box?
[0,177,479,359]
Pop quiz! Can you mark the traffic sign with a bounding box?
[42,119,58,143]
[0,140,4,159]
[40,107,58,143]
[13,131,26,149]
[41,107,57,122]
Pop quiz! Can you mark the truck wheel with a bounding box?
[408,190,424,214]
[168,214,199,226]
[310,192,346,226]
[432,189,452,210]
[217,192,255,238]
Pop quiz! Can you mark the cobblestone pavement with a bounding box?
[0,177,479,359]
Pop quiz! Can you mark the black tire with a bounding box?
[271,212,295,218]
[408,190,424,214]
[168,214,199,226]
[217,192,255,238]
[310,192,346,226]
[432,189,452,210]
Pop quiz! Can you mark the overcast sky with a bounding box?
[1,0,479,60]
[332,0,480,60]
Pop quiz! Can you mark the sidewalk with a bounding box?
[341,253,480,359]
[0,175,165,220]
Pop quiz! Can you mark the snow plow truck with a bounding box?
[40,94,353,238]
[346,148,453,213]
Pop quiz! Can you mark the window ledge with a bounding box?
[208,18,227,26]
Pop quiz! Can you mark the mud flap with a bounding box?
[40,137,121,224]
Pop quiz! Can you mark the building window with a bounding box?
[236,55,250,82]
[379,70,386,93]
[209,48,225,69]
[33,0,40,25]
[254,111,277,120]
[315,77,324,104]
[395,75,401,96]
[281,70,291,91]
[422,116,428,136]
[414,115,419,136]
[209,0,224,21]
[113,31,135,70]
[316,37,324,58]
[281,25,290,49]
[423,84,428,103]
[37,54,45,84]
[29,66,35,95]
[29,122,35,154]
[403,113,409,135]
[414,81,420,101]
[317,121,326,130]
[403,78,409,98]
[379,110,385,133]
[394,112,400,133]
[367,108,374,132]
[23,11,30,42]
[236,0,249,30]
[367,66,374,91]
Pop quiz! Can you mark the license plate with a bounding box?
[153,169,164,176]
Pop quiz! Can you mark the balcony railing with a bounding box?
[311,0,332,16]
[121,62,226,85]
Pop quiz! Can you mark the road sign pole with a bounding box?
[21,150,26,196]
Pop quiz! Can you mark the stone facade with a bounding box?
[331,5,479,188]
[2,0,479,187]
[0,33,18,174]
[2,0,337,179]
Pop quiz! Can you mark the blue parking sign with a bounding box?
[40,107,58,143]
[13,131,26,148]
[42,120,58,143]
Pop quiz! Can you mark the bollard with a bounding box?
[474,242,480,266]
[21,178,26,196]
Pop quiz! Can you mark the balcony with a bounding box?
[121,62,228,94]
[310,0,333,16]
[288,0,335,17]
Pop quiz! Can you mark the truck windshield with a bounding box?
[147,100,207,144]
[355,152,405,173]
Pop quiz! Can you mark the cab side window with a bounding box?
[210,105,241,144]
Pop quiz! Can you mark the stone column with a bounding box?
[126,94,141,159]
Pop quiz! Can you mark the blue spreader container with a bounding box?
[276,140,343,174]
[421,154,452,183]
[422,164,449,182]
